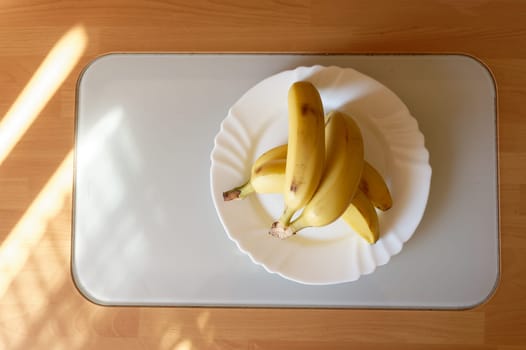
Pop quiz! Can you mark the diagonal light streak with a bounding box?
[0,25,87,165]
[0,150,73,298]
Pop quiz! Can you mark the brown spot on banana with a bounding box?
[301,103,318,117]
[290,183,298,193]
[359,180,369,196]
[301,103,310,116]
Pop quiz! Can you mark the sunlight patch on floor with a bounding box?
[0,150,73,298]
[175,339,193,350]
[0,25,86,165]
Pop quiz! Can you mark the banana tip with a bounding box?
[222,189,241,201]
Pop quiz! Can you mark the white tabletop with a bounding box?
[72,54,499,308]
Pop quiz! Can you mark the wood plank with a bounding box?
[137,308,485,344]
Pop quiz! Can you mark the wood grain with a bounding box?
[1,0,526,349]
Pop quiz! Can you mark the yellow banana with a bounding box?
[271,111,364,238]
[223,159,286,201]
[223,144,288,201]
[251,144,287,177]
[272,81,325,229]
[232,141,391,210]
[359,162,392,211]
[224,164,380,244]
[342,190,380,244]
[224,140,380,244]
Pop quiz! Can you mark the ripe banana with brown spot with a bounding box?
[223,136,382,244]
[226,142,391,212]
[342,190,380,244]
[223,144,287,201]
[271,81,325,231]
[359,162,392,211]
[271,111,364,238]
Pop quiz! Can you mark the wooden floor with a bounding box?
[1,1,526,349]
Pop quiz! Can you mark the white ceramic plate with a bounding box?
[210,65,431,285]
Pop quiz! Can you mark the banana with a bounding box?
[272,81,326,229]
[223,144,287,201]
[223,159,286,201]
[228,141,391,210]
[223,132,380,244]
[359,162,392,211]
[222,80,390,243]
[342,190,380,244]
[250,144,287,178]
[271,111,364,238]
[223,161,380,244]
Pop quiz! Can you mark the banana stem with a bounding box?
[279,207,296,226]
[269,221,294,239]
[222,182,254,201]
[270,215,312,239]
[269,208,301,239]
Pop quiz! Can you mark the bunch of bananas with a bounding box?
[223,81,392,244]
